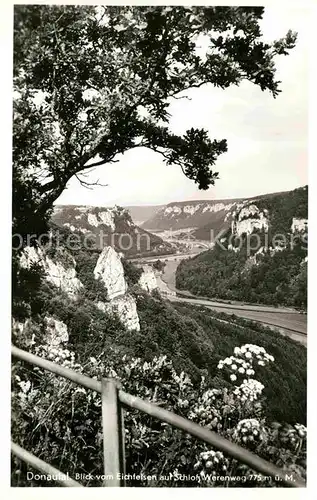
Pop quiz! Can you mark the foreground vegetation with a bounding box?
[12,328,306,487]
[12,254,306,486]
[13,249,307,425]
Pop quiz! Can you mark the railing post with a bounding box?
[101,378,125,487]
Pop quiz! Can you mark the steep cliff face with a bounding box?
[93,246,127,300]
[20,246,83,298]
[19,241,142,332]
[142,199,239,231]
[138,265,157,293]
[93,246,140,331]
[291,218,308,233]
[229,195,308,238]
[53,204,123,233]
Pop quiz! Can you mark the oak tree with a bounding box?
[13,5,296,235]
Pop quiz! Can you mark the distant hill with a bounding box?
[124,205,163,225]
[141,190,291,236]
[51,205,173,257]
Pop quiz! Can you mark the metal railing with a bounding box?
[11,345,305,488]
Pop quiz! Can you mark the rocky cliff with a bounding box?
[19,241,142,332]
[138,265,158,293]
[93,246,128,300]
[291,217,308,233]
[20,246,83,298]
[142,199,239,232]
[96,295,140,331]
[93,246,140,331]
[51,204,173,257]
[231,204,269,236]
[141,187,307,241]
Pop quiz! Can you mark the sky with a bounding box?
[56,6,309,207]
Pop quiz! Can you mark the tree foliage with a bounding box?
[13,5,296,235]
[176,241,307,308]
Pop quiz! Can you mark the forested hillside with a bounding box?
[51,205,173,257]
[176,187,308,308]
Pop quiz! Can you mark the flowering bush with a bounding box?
[233,418,267,448]
[194,450,229,484]
[233,379,265,404]
[11,340,306,487]
[217,344,274,383]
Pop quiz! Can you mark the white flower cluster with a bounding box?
[34,345,83,372]
[217,344,274,382]
[16,377,31,394]
[234,418,265,444]
[279,423,307,444]
[173,370,193,391]
[201,388,222,404]
[14,375,39,410]
[233,379,264,403]
[235,344,274,363]
[177,398,190,409]
[188,403,221,430]
[294,424,307,439]
[194,450,228,474]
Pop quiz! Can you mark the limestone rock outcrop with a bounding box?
[20,246,83,298]
[97,294,140,331]
[138,265,157,293]
[231,204,268,236]
[291,218,308,233]
[94,246,140,330]
[93,246,127,300]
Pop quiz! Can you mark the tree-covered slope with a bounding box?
[176,186,308,308]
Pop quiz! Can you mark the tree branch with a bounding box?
[74,173,108,190]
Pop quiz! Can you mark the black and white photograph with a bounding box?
[7,1,313,491]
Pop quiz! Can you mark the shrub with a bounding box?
[11,343,306,487]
